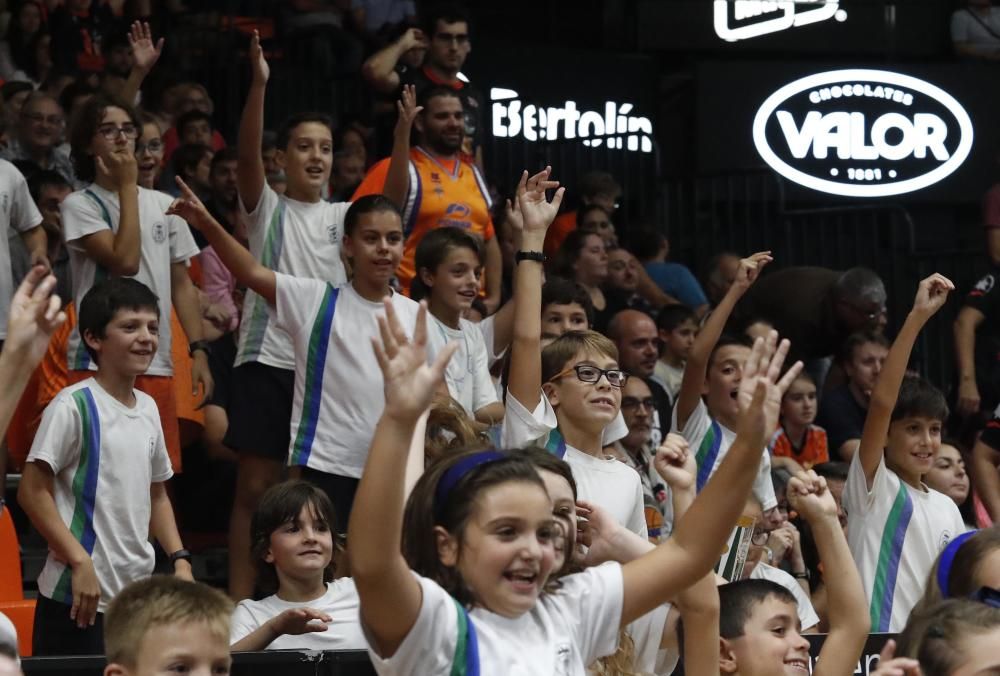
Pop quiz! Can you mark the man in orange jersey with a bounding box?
[352,85,502,311]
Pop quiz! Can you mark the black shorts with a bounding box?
[206,334,238,410]
[224,361,294,462]
[301,467,360,534]
[33,595,105,656]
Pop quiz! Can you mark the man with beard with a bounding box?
[1,93,76,186]
[352,86,500,309]
[206,147,239,235]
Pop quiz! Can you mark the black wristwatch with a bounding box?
[169,548,192,564]
[515,250,546,264]
[188,340,211,357]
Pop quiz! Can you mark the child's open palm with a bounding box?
[515,166,563,234]
[269,608,333,637]
[736,330,803,448]
[911,273,953,318]
[373,301,457,423]
[128,21,163,73]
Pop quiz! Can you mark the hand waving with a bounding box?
[731,251,773,294]
[515,166,563,235]
[735,330,803,450]
[911,273,953,319]
[249,29,269,84]
[373,300,457,423]
[4,265,66,365]
[394,84,422,139]
[128,21,164,73]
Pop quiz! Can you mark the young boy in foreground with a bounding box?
[103,576,232,676]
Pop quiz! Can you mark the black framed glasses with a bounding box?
[135,140,164,154]
[96,124,139,141]
[621,397,655,411]
[550,364,628,388]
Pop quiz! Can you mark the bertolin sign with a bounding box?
[491,88,653,153]
[752,70,973,197]
[715,0,847,42]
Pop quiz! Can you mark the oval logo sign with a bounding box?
[752,69,973,197]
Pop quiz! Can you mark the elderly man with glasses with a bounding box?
[1,93,78,187]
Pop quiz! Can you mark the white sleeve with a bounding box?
[274,273,326,339]
[230,601,269,646]
[500,392,556,448]
[476,314,506,367]
[62,192,111,246]
[468,323,499,413]
[844,449,894,517]
[753,450,777,512]
[148,409,173,483]
[167,212,199,263]
[239,181,278,236]
[627,474,649,538]
[362,574,457,673]
[674,397,709,442]
[625,604,671,675]
[26,395,79,473]
[558,563,625,665]
[774,567,820,630]
[9,167,41,233]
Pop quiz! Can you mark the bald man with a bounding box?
[607,309,673,446]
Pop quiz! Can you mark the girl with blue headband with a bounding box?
[347,168,805,675]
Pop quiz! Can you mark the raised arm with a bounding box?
[506,168,563,410]
[382,85,420,209]
[361,28,427,94]
[168,177,276,305]
[76,153,141,276]
[858,274,953,487]
[120,21,163,105]
[349,301,457,657]
[237,30,269,213]
[674,251,772,430]
[620,332,802,626]
[787,472,868,676]
[953,305,984,418]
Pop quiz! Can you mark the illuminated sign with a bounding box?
[752,70,973,197]
[490,88,653,153]
[714,0,847,42]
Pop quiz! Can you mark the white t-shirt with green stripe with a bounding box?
[844,453,964,632]
[236,184,350,371]
[27,378,173,612]
[274,274,419,477]
[62,184,199,375]
[0,158,42,339]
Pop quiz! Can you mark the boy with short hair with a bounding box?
[845,273,965,632]
[717,470,868,676]
[175,110,215,149]
[655,303,698,401]
[169,180,418,536]
[102,576,233,676]
[541,276,593,339]
[502,168,645,536]
[672,251,779,518]
[225,32,355,599]
[17,278,192,656]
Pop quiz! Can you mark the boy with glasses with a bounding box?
[502,167,646,536]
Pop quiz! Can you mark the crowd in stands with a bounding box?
[0,2,997,675]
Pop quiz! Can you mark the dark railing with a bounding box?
[23,650,376,676]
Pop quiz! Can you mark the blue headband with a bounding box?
[937,530,976,598]
[434,450,506,520]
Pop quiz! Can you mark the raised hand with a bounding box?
[911,272,954,319]
[267,607,333,637]
[515,166,564,235]
[394,84,422,139]
[4,265,66,366]
[128,21,164,73]
[870,640,921,676]
[736,330,803,436]
[577,500,628,566]
[399,27,428,51]
[166,177,213,230]
[249,29,269,84]
[731,250,773,294]
[97,150,137,191]
[373,300,457,423]
[653,433,696,492]
[786,471,837,523]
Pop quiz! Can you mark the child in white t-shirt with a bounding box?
[653,304,698,403]
[671,251,779,523]
[410,226,503,426]
[230,480,363,651]
[17,278,191,656]
[845,273,966,633]
[169,179,418,529]
[348,169,798,675]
